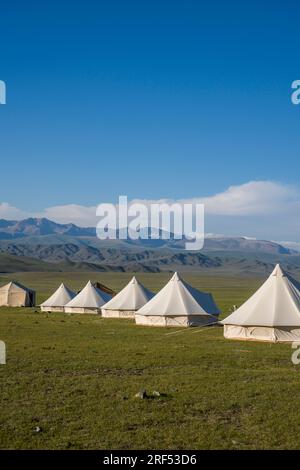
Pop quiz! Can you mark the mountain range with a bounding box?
[0,217,96,239]
[0,217,299,276]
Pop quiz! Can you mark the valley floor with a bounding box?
[0,272,299,449]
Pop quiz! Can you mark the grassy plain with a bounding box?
[0,272,299,449]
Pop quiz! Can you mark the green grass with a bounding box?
[0,271,262,314]
[0,272,299,449]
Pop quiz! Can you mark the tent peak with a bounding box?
[171,272,181,281]
[136,270,220,319]
[3,280,35,292]
[271,264,285,277]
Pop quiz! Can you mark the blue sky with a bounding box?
[0,1,300,239]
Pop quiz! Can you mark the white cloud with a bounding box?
[130,180,299,216]
[199,181,299,216]
[41,204,98,226]
[0,203,30,220]
[0,202,98,227]
[1,180,300,240]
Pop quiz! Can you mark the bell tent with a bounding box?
[102,276,154,318]
[0,281,36,307]
[40,283,76,312]
[135,272,220,327]
[222,264,300,343]
[64,280,112,314]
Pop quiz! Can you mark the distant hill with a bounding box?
[2,249,300,277]
[0,252,147,274]
[0,217,96,239]
[0,217,299,276]
[203,237,294,254]
[0,253,71,273]
[0,217,296,254]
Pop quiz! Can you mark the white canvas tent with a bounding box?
[64,280,112,314]
[102,276,154,318]
[135,272,220,327]
[40,283,76,312]
[0,281,36,307]
[222,264,300,343]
